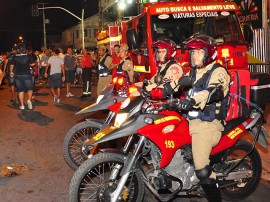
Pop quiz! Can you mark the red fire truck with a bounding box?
[120,0,254,78]
[97,0,270,108]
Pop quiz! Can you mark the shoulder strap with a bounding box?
[124,57,131,61]
[193,63,222,88]
[159,60,177,77]
[100,54,109,64]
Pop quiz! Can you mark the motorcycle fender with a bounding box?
[248,126,269,149]
[84,114,165,147]
[100,149,147,180]
[76,96,125,114]
[100,148,127,161]
[84,119,105,128]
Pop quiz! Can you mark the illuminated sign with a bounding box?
[149,3,238,15]
[233,0,262,29]
[172,12,218,19]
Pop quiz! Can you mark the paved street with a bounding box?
[0,82,270,201]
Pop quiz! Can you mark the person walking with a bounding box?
[96,45,112,95]
[75,50,83,84]
[80,48,94,98]
[9,43,35,110]
[3,48,17,101]
[40,49,50,83]
[64,48,76,97]
[44,49,65,103]
[34,50,41,83]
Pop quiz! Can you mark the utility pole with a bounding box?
[81,0,86,49]
[42,3,47,50]
[37,5,85,49]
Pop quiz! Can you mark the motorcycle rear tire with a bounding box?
[219,140,262,201]
[62,121,102,170]
[69,153,145,202]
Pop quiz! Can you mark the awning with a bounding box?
[248,54,267,64]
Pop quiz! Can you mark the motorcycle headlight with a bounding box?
[114,113,129,128]
[120,98,131,109]
[96,95,104,104]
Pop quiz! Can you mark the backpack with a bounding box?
[222,69,250,121]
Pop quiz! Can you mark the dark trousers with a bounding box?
[82,68,92,93]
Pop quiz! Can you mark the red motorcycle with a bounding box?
[68,82,268,201]
[63,73,137,170]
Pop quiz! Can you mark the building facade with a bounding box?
[60,0,116,50]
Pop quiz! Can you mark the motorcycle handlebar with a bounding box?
[155,99,180,112]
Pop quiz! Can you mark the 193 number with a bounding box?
[165,140,175,148]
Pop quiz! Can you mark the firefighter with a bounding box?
[145,38,183,91]
[96,44,112,95]
[162,34,230,202]
[116,43,134,83]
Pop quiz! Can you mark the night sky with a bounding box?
[0,0,99,52]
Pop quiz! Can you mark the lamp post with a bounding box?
[38,4,86,49]
[81,0,86,49]
[42,4,47,50]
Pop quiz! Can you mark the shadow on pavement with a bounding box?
[32,99,48,106]
[55,103,82,112]
[8,102,22,110]
[34,92,49,96]
[7,100,48,109]
[17,110,54,126]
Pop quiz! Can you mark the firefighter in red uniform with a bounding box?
[162,34,230,202]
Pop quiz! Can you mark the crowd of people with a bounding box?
[0,43,135,108]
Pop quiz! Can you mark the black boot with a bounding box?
[200,178,222,202]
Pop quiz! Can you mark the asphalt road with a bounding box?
[0,82,270,202]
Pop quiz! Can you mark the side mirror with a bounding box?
[243,24,253,50]
[142,49,148,56]
[127,29,138,49]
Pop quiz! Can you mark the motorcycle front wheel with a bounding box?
[219,140,262,201]
[69,153,145,202]
[63,121,102,170]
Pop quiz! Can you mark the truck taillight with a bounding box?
[221,48,230,58]
[218,48,234,67]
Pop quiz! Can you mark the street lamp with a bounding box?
[37,3,86,49]
[18,36,23,42]
[117,0,134,23]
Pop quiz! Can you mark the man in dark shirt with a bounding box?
[3,48,17,101]
[64,48,76,97]
[10,43,35,110]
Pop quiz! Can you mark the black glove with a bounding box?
[162,82,173,99]
[178,98,196,110]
